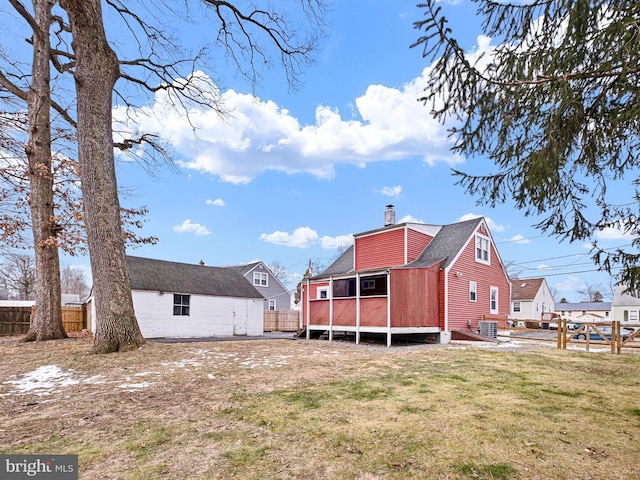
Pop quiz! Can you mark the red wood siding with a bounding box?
[333,299,356,326]
[360,297,388,327]
[390,267,440,327]
[406,229,433,263]
[356,228,405,270]
[309,300,330,325]
[446,228,510,331]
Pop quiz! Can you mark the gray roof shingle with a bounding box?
[407,217,483,269]
[126,256,264,299]
[316,245,355,277]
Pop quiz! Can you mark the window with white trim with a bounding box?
[253,272,268,287]
[268,299,276,311]
[317,287,328,299]
[469,281,477,302]
[475,234,490,264]
[513,301,520,312]
[490,286,498,314]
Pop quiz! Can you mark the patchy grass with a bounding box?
[1,335,640,479]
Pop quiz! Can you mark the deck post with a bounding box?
[328,277,334,342]
[386,271,391,347]
[355,272,361,345]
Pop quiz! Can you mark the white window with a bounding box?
[490,287,498,314]
[268,299,276,311]
[475,235,490,264]
[317,287,328,299]
[513,301,520,312]
[363,279,375,290]
[253,272,268,287]
[630,310,639,322]
[469,281,477,302]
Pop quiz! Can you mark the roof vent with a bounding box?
[384,205,395,226]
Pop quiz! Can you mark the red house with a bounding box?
[301,206,511,345]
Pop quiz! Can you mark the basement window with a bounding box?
[173,294,190,316]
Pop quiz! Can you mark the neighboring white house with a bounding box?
[612,285,640,326]
[89,256,265,338]
[510,278,554,321]
[554,302,612,322]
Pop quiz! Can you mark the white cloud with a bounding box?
[595,224,634,241]
[114,70,462,184]
[509,234,530,244]
[321,235,353,249]
[553,276,585,295]
[536,263,551,271]
[381,185,402,198]
[457,213,505,232]
[260,227,352,250]
[205,198,225,207]
[398,214,424,224]
[173,219,211,236]
[260,227,319,248]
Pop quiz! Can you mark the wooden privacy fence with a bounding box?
[0,305,86,336]
[264,310,300,332]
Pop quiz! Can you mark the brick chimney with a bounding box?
[384,205,395,226]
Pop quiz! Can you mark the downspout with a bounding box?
[306,278,311,340]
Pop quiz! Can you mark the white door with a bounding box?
[233,302,247,335]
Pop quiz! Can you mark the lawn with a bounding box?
[1,335,639,479]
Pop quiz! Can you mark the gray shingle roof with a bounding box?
[555,302,611,311]
[315,245,355,277]
[225,261,260,276]
[407,217,483,269]
[126,256,264,299]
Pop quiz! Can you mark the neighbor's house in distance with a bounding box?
[612,285,640,327]
[226,261,292,312]
[300,206,511,346]
[510,277,555,321]
[554,301,612,323]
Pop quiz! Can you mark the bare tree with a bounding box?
[4,0,66,340]
[60,264,89,299]
[54,0,327,353]
[0,253,36,300]
[578,283,608,303]
[266,260,288,282]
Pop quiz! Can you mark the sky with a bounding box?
[39,1,635,302]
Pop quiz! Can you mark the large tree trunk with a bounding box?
[23,0,66,342]
[60,0,145,353]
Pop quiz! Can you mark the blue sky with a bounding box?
[56,0,632,302]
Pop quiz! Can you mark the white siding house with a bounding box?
[510,278,554,321]
[612,285,640,327]
[90,256,265,338]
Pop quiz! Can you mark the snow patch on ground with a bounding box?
[2,365,79,396]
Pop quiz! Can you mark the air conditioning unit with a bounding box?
[479,320,498,339]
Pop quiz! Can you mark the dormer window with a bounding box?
[475,234,490,265]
